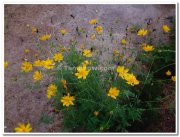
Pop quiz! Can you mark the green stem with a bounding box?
[153,63,175,74]
[142,57,155,90]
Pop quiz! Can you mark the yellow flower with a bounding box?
[31,27,38,34]
[162,25,170,33]
[166,70,172,76]
[47,84,57,99]
[137,29,148,37]
[53,53,64,62]
[61,79,67,90]
[142,44,154,52]
[14,123,32,132]
[94,111,99,116]
[21,61,33,73]
[83,49,92,57]
[90,34,96,40]
[171,76,176,82]
[117,66,129,79]
[42,59,55,70]
[39,34,51,41]
[60,93,75,107]
[4,61,8,69]
[82,60,91,66]
[121,39,126,45]
[24,49,30,54]
[89,19,97,25]
[60,29,67,35]
[107,87,120,99]
[33,60,43,67]
[33,71,43,82]
[75,65,90,79]
[124,73,139,86]
[95,26,103,35]
[113,49,119,56]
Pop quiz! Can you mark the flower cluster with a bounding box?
[117,66,139,86]
[9,16,175,133]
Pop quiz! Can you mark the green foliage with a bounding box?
[29,16,175,132]
[39,114,53,125]
[129,24,141,33]
[51,44,143,132]
[133,20,176,131]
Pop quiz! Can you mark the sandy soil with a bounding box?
[4,4,175,132]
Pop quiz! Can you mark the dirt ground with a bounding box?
[4,4,175,132]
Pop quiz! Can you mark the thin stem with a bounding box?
[153,63,175,74]
[142,57,155,90]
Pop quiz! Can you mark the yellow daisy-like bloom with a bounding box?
[113,49,119,56]
[4,61,8,69]
[83,49,92,57]
[82,60,91,66]
[60,93,75,107]
[39,34,51,41]
[33,60,43,67]
[166,70,172,76]
[89,19,97,25]
[124,73,139,86]
[14,123,32,132]
[47,84,57,99]
[90,34,96,40]
[94,111,99,116]
[142,44,154,52]
[60,29,67,35]
[121,39,126,45]
[95,26,103,35]
[162,25,170,33]
[24,49,30,54]
[21,61,33,73]
[42,59,55,70]
[61,79,67,90]
[137,29,148,37]
[107,87,120,99]
[75,65,90,79]
[33,71,43,82]
[117,66,129,79]
[171,76,176,82]
[31,27,38,34]
[53,53,64,62]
